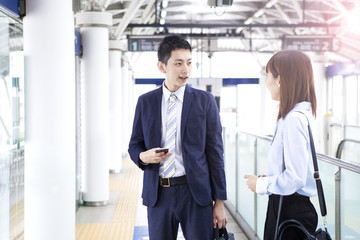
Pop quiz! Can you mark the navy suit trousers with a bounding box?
[147,183,213,240]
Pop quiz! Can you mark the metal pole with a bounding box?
[335,168,341,240]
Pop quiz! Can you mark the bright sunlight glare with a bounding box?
[346,7,360,35]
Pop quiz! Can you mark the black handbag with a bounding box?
[274,114,332,240]
[213,227,235,240]
[277,219,331,240]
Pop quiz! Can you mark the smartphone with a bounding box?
[156,148,169,154]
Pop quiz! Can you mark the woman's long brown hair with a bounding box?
[266,50,317,120]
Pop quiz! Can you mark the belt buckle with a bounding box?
[160,177,171,187]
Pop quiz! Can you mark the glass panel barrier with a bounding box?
[223,128,237,205]
[337,139,360,165]
[341,169,360,239]
[237,132,256,230]
[223,128,360,240]
[255,137,270,239]
[345,125,360,142]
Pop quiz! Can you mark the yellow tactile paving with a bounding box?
[76,158,142,240]
[10,200,24,240]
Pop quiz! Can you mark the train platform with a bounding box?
[75,158,248,240]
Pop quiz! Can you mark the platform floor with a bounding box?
[75,158,248,240]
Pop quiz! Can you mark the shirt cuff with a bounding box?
[256,176,269,195]
[138,156,148,165]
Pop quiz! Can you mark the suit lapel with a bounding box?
[181,85,194,141]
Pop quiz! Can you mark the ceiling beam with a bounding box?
[128,22,340,29]
[274,3,292,24]
[290,0,303,22]
[98,0,112,10]
[114,0,146,39]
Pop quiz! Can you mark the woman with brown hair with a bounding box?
[244,50,318,239]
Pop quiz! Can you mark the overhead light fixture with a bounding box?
[208,0,233,7]
[161,10,167,18]
[162,0,168,8]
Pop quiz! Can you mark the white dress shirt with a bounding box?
[159,83,186,177]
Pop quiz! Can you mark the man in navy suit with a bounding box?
[128,34,227,240]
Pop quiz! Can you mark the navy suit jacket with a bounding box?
[128,84,227,207]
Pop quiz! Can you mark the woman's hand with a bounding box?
[244,174,258,192]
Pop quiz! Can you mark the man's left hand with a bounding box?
[213,199,227,229]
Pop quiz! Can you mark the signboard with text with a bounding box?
[128,37,163,51]
[283,36,333,52]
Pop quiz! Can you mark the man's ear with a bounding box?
[157,61,166,73]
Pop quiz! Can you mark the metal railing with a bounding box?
[223,127,360,240]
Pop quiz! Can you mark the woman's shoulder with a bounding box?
[283,110,309,130]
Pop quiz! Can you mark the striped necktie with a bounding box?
[163,93,177,177]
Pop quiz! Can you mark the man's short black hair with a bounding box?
[157,34,192,65]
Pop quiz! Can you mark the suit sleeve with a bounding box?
[128,97,147,170]
[205,95,227,200]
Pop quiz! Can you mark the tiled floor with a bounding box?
[76,158,248,240]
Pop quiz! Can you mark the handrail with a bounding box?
[317,153,360,174]
[236,130,360,174]
[240,131,273,142]
[335,138,360,159]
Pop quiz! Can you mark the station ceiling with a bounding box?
[80,0,359,63]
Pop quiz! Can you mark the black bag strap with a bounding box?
[278,219,317,240]
[219,227,229,239]
[299,112,328,218]
[274,196,283,240]
[214,226,229,240]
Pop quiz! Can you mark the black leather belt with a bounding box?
[159,176,187,187]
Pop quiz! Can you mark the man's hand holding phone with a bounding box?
[139,147,171,164]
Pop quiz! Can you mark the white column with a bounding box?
[128,66,136,133]
[75,12,112,205]
[121,56,130,157]
[109,41,122,173]
[23,1,75,239]
[313,61,328,153]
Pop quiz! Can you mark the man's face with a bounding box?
[158,49,192,92]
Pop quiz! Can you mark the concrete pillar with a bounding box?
[23,1,75,239]
[75,12,112,205]
[109,40,122,173]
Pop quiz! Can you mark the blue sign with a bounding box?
[135,78,165,85]
[135,78,259,85]
[128,38,163,51]
[326,61,360,78]
[0,0,20,18]
[75,29,82,56]
[223,78,259,85]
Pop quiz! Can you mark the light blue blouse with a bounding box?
[263,102,317,197]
